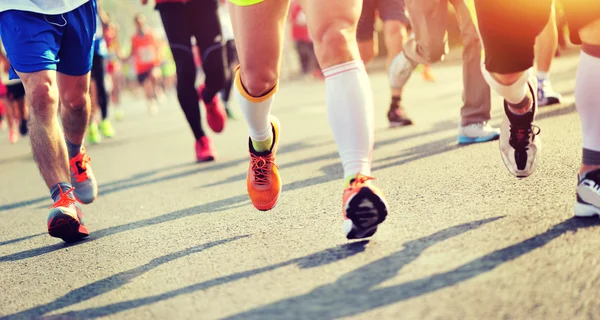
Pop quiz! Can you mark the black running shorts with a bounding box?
[137,69,152,85]
[6,82,25,101]
[475,0,600,74]
[357,0,410,41]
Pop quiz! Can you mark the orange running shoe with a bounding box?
[342,175,388,239]
[47,187,89,243]
[247,116,281,211]
[69,147,98,204]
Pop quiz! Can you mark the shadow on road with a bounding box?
[0,232,45,247]
[0,104,578,250]
[0,194,249,263]
[33,240,369,319]
[4,235,248,319]
[199,119,461,189]
[0,136,332,213]
[225,217,598,319]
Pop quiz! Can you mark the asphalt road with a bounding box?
[1,52,599,320]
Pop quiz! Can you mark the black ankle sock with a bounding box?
[583,148,600,166]
[390,96,401,109]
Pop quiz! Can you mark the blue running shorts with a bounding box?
[0,1,97,80]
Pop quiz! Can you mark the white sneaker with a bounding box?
[499,77,541,178]
[537,78,561,106]
[575,169,600,217]
[457,122,500,145]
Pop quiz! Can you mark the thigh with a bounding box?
[356,0,377,42]
[158,5,196,72]
[405,0,448,51]
[0,10,61,79]
[302,0,363,66]
[228,0,290,75]
[379,0,410,25]
[474,0,552,73]
[57,72,90,106]
[188,0,222,50]
[562,0,600,44]
[90,54,104,83]
[57,1,97,77]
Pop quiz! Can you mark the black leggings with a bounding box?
[157,0,228,140]
[222,40,238,104]
[91,53,108,120]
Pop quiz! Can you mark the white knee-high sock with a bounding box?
[576,50,600,156]
[389,51,418,90]
[481,64,530,105]
[234,68,276,142]
[323,60,374,178]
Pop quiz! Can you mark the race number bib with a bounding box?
[138,46,156,64]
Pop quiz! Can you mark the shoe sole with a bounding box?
[389,121,413,128]
[254,195,280,212]
[574,202,600,217]
[344,187,388,240]
[48,212,89,243]
[458,134,499,145]
[197,155,216,163]
[500,149,538,178]
[539,97,560,107]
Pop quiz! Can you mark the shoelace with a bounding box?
[251,153,277,185]
[70,152,91,183]
[346,175,376,190]
[509,124,541,150]
[50,187,76,208]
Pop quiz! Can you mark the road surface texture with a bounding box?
[1,52,598,319]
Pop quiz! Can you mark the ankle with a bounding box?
[390,96,401,109]
[251,134,273,152]
[507,93,533,115]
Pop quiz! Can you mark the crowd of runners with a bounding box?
[0,0,598,243]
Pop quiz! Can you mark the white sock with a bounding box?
[234,69,275,142]
[537,71,549,81]
[389,51,418,90]
[576,50,600,152]
[481,64,530,105]
[323,60,374,178]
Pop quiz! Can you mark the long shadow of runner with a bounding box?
[0,138,331,212]
[200,120,461,189]
[0,103,579,255]
[36,240,370,319]
[0,132,472,252]
[39,218,498,319]
[224,217,598,319]
[2,235,249,319]
[0,194,249,263]
[0,233,45,247]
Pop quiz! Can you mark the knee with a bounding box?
[27,81,58,119]
[311,18,356,66]
[580,18,600,45]
[462,30,482,53]
[384,21,406,42]
[358,41,377,63]
[419,42,446,63]
[61,90,89,112]
[238,66,278,97]
[177,68,196,87]
[490,72,524,85]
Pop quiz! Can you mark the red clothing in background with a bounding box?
[290,1,311,43]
